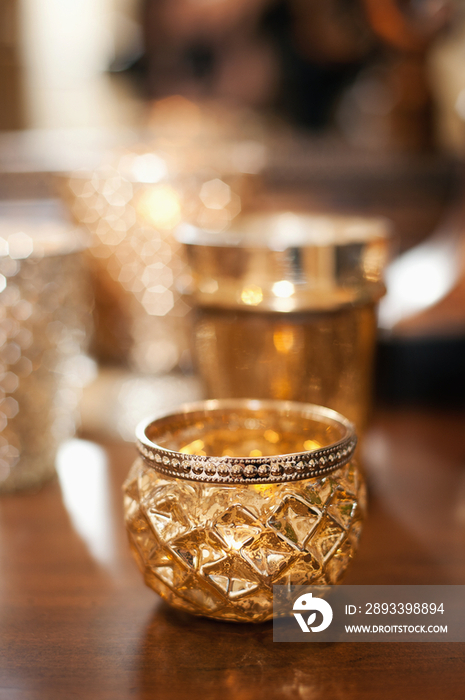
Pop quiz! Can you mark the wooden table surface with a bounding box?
[1,408,464,700]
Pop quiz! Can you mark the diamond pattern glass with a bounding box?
[124,456,366,622]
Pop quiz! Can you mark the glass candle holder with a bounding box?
[180,212,390,432]
[123,399,365,623]
[0,200,91,492]
[61,98,266,373]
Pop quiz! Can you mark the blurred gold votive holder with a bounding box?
[0,201,91,493]
[179,212,390,432]
[61,98,267,373]
[123,399,365,623]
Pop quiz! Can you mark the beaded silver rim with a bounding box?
[136,399,357,485]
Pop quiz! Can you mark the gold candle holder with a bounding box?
[61,98,266,372]
[180,212,390,432]
[123,399,365,623]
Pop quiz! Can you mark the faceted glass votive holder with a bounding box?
[123,399,366,623]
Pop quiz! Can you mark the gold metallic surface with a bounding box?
[124,400,365,622]
[136,399,357,484]
[180,212,389,312]
[193,303,377,431]
[182,212,389,431]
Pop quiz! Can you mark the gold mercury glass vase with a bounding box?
[123,399,366,623]
[179,212,389,433]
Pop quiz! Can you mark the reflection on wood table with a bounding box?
[0,409,464,700]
